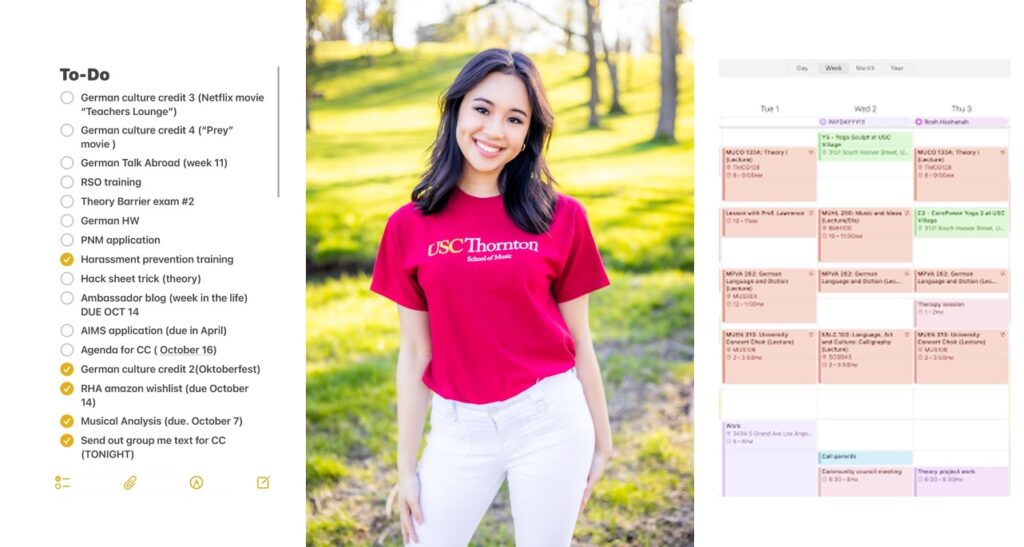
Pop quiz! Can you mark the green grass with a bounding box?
[306,41,693,546]
[575,420,693,545]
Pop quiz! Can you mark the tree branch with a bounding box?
[507,0,585,38]
[442,0,586,40]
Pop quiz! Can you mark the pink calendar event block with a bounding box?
[916,269,1009,293]
[915,147,1009,201]
[819,467,914,497]
[819,269,913,293]
[819,209,913,262]
[721,208,817,237]
[722,147,817,201]
[723,269,817,323]
[820,330,913,384]
[916,330,1008,384]
[723,330,817,384]
[915,299,1009,329]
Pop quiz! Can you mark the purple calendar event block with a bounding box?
[723,421,818,496]
[915,467,1010,496]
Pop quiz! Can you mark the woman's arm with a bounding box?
[395,304,432,543]
[557,294,613,512]
[396,304,432,476]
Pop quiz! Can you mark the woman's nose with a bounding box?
[482,116,504,141]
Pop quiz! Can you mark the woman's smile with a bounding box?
[473,138,504,158]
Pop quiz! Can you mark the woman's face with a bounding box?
[455,71,531,184]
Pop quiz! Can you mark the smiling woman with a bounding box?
[369,49,615,546]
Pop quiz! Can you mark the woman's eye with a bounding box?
[508,118,523,125]
[475,107,489,115]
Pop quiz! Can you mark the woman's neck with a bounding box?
[457,175,501,198]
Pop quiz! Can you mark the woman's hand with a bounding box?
[579,446,613,516]
[398,472,424,544]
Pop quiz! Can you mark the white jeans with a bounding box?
[408,368,595,546]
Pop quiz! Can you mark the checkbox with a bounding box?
[256,476,270,489]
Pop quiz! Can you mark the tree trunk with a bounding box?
[305,50,313,131]
[654,0,679,142]
[597,4,624,115]
[563,0,575,53]
[583,0,600,129]
[625,34,634,92]
[306,0,318,132]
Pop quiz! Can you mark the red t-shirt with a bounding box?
[370,187,610,403]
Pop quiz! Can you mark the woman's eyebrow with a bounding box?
[470,96,529,117]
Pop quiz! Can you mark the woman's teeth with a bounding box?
[475,140,500,153]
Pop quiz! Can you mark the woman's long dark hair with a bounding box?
[412,48,558,234]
